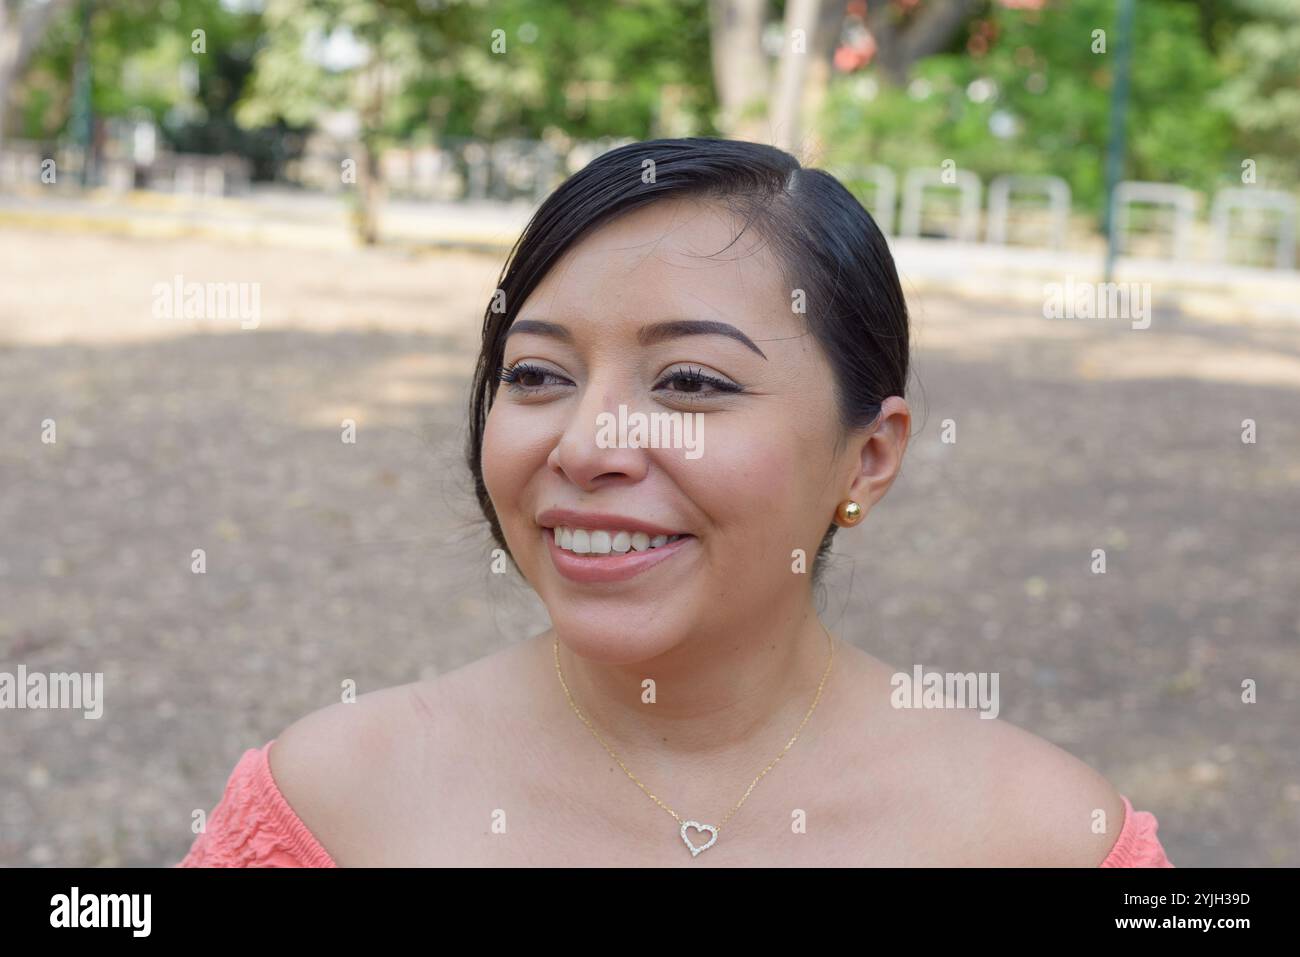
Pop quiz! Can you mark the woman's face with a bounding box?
[482,196,904,663]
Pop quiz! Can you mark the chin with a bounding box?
[546,602,692,665]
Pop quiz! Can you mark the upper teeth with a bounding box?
[552,527,684,554]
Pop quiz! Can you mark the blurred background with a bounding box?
[0,0,1297,867]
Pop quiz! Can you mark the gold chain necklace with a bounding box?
[552,624,835,858]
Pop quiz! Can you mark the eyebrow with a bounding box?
[506,318,768,360]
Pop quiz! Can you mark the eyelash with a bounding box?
[496,362,744,401]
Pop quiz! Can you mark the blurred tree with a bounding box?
[866,0,983,84]
[6,0,1294,243]
[768,0,846,153]
[1211,0,1300,188]
[710,0,769,138]
[710,0,846,151]
[0,0,74,156]
[710,0,1032,156]
[238,0,716,242]
[819,0,1244,216]
[407,0,714,143]
[235,0,486,243]
[9,0,304,179]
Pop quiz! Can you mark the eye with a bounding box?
[497,361,572,394]
[497,361,743,402]
[653,365,745,400]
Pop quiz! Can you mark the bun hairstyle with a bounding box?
[466,137,909,582]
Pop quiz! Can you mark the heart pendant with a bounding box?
[679,821,718,857]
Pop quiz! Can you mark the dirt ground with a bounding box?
[1,225,1297,867]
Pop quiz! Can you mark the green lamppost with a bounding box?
[1102,0,1136,283]
[69,0,94,186]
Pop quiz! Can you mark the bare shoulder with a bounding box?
[267,643,528,864]
[840,651,1126,865]
[908,707,1128,866]
[266,683,427,863]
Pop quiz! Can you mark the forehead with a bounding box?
[521,197,792,329]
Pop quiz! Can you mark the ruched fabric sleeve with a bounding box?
[1099,795,1173,867]
[176,741,338,868]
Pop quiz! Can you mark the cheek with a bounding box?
[480,409,509,506]
[676,425,813,548]
[481,406,552,532]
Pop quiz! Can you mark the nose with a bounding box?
[547,381,650,491]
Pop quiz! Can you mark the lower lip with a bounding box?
[544,528,695,583]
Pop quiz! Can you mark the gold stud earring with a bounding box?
[836,500,863,527]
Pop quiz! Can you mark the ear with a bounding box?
[843,396,910,520]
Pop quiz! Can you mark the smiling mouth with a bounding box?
[549,526,692,556]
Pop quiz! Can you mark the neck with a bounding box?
[546,607,836,766]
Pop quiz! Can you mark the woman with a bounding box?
[178,137,1171,867]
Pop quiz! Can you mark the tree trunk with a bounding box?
[710,0,844,156]
[353,135,383,245]
[798,0,847,162]
[769,0,823,153]
[708,0,770,141]
[351,58,387,246]
[868,0,979,86]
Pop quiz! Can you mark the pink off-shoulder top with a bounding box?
[175,740,1174,867]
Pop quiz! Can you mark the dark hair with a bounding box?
[466,136,908,582]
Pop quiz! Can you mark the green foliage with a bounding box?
[820,0,1258,215]
[236,0,717,147]
[12,0,1296,208]
[21,0,259,133]
[17,0,716,154]
[1211,0,1300,189]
